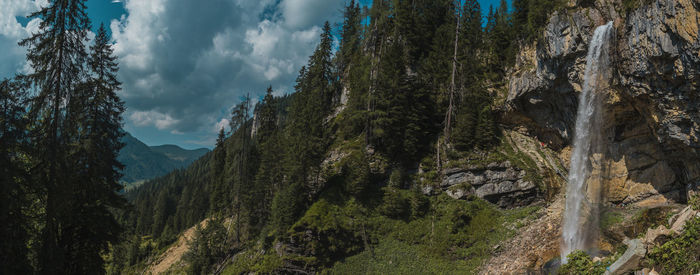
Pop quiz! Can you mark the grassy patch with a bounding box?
[600,210,624,231]
[328,238,474,274]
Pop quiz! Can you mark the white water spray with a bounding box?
[561,21,614,263]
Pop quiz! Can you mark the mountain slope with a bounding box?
[118,133,209,184]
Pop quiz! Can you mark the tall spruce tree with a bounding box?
[210,126,228,214]
[513,0,530,38]
[338,0,362,75]
[372,33,435,163]
[229,95,252,243]
[251,86,281,232]
[66,24,127,273]
[18,0,102,272]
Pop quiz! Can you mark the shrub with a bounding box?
[646,217,700,274]
[559,250,613,275]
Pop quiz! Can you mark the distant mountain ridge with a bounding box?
[118,132,209,185]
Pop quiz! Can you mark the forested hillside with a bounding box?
[3,0,698,274]
[108,0,568,273]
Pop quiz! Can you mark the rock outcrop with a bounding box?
[440,161,538,208]
[604,238,647,275]
[504,0,700,207]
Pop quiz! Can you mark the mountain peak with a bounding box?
[118,133,210,184]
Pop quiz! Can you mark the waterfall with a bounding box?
[561,21,614,263]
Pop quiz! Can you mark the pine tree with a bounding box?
[209,127,228,213]
[372,32,436,164]
[459,0,482,87]
[513,0,530,37]
[229,96,252,243]
[251,86,281,232]
[338,0,362,75]
[66,23,127,273]
[527,0,558,40]
[256,85,277,143]
[18,0,112,272]
[475,105,497,148]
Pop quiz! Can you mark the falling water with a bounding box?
[561,21,614,263]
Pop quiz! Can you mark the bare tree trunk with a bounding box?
[444,1,461,144]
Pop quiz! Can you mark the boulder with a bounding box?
[604,238,646,275]
[670,206,700,234]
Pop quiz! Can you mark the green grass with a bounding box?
[323,194,541,274]
[327,238,474,274]
[600,210,624,231]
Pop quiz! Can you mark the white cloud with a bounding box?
[0,0,346,147]
[130,110,179,130]
[215,118,230,132]
[0,0,46,78]
[112,0,344,136]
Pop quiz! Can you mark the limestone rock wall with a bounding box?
[439,161,537,208]
[504,0,700,206]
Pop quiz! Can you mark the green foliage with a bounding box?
[646,217,700,274]
[115,0,559,272]
[559,250,614,275]
[0,77,32,274]
[326,194,533,274]
[600,210,624,231]
[270,182,307,236]
[329,238,475,274]
[689,193,700,211]
[17,5,128,271]
[371,37,437,164]
[185,218,230,275]
[340,151,371,196]
[288,199,364,267]
[379,186,410,219]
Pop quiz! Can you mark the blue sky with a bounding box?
[1,0,511,149]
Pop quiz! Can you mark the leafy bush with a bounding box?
[379,186,409,219]
[689,193,700,211]
[559,250,613,275]
[646,217,700,274]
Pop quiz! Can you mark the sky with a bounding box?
[0,0,510,149]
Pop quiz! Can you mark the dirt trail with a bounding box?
[146,219,209,275]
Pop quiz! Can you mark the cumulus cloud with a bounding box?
[129,110,179,131]
[112,0,344,137]
[215,118,230,132]
[0,0,346,147]
[0,0,45,78]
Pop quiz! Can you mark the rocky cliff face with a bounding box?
[505,0,700,207]
[439,161,537,207]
